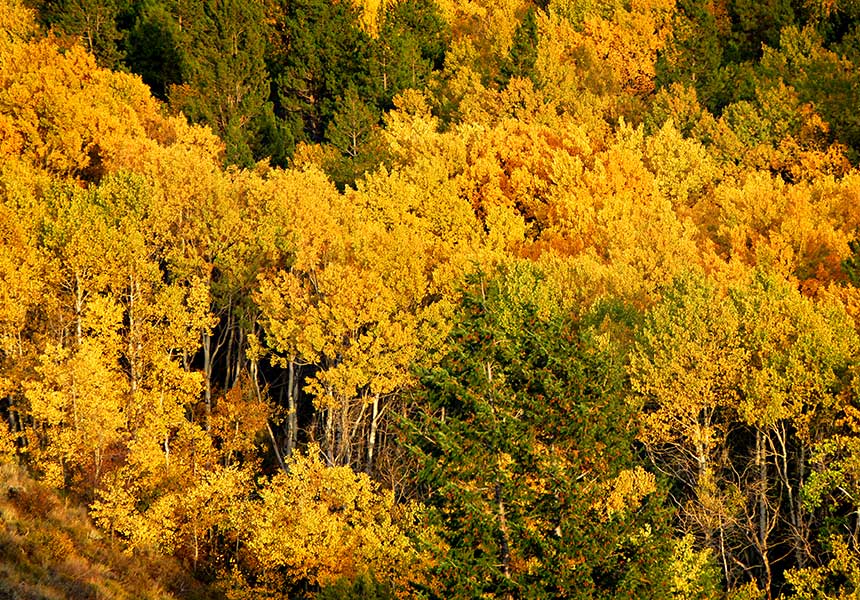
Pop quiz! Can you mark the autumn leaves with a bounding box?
[6,0,860,596]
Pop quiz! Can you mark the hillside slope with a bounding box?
[0,464,215,600]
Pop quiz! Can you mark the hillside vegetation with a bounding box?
[3,0,860,597]
[0,464,214,599]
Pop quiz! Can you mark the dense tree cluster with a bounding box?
[24,0,451,174]
[5,0,860,597]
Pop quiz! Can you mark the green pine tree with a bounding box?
[267,0,374,144]
[34,0,128,68]
[324,87,387,189]
[123,0,185,100]
[372,0,449,107]
[407,272,674,599]
[501,6,539,85]
[168,0,271,167]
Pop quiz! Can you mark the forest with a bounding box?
[3,0,860,597]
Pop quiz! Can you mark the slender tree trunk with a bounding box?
[496,483,512,583]
[71,374,79,431]
[325,401,335,466]
[202,331,212,431]
[771,423,806,569]
[74,273,84,346]
[286,361,297,457]
[350,401,368,468]
[797,443,809,566]
[192,522,199,571]
[236,327,245,387]
[249,355,286,471]
[224,310,234,390]
[367,394,380,475]
[757,429,772,599]
[720,514,731,589]
[7,407,18,434]
[267,421,287,473]
[340,397,350,466]
[94,447,101,490]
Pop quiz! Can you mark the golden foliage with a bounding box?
[0,0,36,54]
[5,8,860,597]
[594,466,658,521]
[434,0,530,62]
[0,38,173,178]
[245,446,420,589]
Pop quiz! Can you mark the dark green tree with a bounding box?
[372,0,449,107]
[123,0,185,100]
[324,87,387,189]
[168,0,271,167]
[407,273,674,599]
[724,0,796,63]
[756,25,860,163]
[326,87,380,160]
[655,0,798,114]
[655,0,730,113]
[33,0,128,67]
[500,6,539,85]
[842,237,860,286]
[266,0,374,144]
[316,571,396,600]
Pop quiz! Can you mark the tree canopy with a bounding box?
[5,0,860,597]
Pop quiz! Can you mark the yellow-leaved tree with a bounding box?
[255,156,482,476]
[243,445,421,593]
[631,269,858,593]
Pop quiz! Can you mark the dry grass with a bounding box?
[0,463,217,600]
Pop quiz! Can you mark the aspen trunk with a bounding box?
[720,514,731,589]
[797,443,808,567]
[75,273,84,346]
[757,430,767,544]
[757,429,773,599]
[235,327,245,387]
[267,421,287,473]
[224,310,234,389]
[286,361,297,456]
[94,447,101,489]
[325,402,335,466]
[496,483,512,582]
[366,394,380,475]
[202,331,212,431]
[340,396,350,465]
[772,423,806,569]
